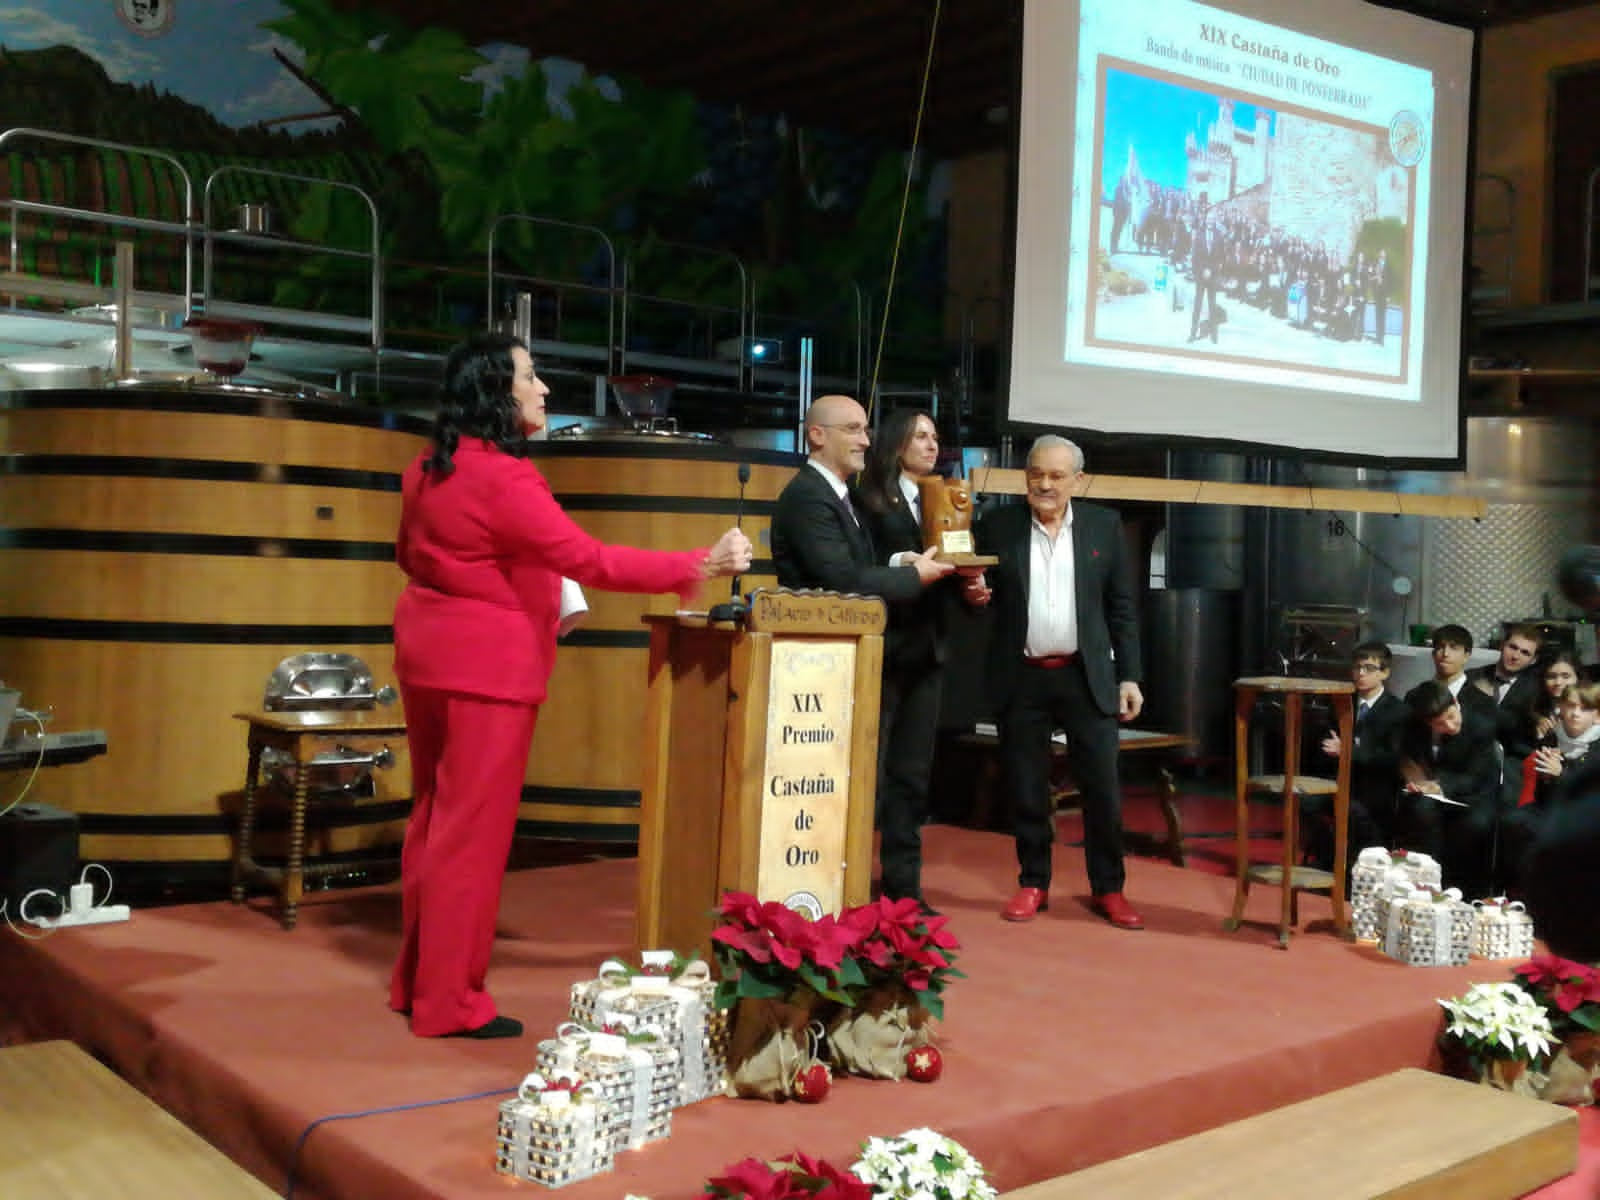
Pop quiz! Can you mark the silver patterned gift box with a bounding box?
[1381,887,1473,966]
[1471,898,1536,960]
[568,952,729,1105]
[495,1075,614,1188]
[1351,848,1443,942]
[535,1022,678,1152]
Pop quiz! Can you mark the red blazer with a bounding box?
[393,439,706,704]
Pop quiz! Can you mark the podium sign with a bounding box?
[636,593,885,958]
[758,640,856,917]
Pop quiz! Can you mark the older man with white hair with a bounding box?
[964,435,1145,927]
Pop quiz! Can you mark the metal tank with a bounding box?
[1417,416,1599,646]
[1141,450,1249,760]
[1262,416,1599,664]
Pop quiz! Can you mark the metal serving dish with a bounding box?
[261,652,399,794]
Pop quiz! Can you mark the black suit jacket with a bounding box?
[974,499,1141,716]
[859,485,948,672]
[1398,703,1501,812]
[1448,677,1500,732]
[1319,690,1407,810]
[770,462,921,603]
[1466,663,1543,758]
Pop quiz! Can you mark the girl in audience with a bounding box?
[1529,652,1582,740]
[1501,682,1600,891]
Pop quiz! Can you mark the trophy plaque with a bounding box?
[916,475,997,567]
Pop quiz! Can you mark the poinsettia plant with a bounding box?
[852,1129,999,1200]
[703,1151,874,1199]
[711,892,865,1007]
[1512,955,1600,1037]
[838,896,964,1020]
[1437,981,1555,1068]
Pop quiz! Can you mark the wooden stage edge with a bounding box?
[0,1041,281,1200]
[1004,1068,1578,1200]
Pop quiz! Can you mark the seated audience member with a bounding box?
[1522,788,1600,964]
[1468,623,1544,803]
[1396,680,1501,896]
[1499,683,1600,891]
[1304,641,1405,868]
[1527,651,1582,742]
[1427,624,1498,728]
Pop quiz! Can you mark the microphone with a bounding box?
[709,462,752,624]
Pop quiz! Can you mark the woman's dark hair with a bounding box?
[858,408,932,516]
[1535,650,1584,718]
[424,331,531,474]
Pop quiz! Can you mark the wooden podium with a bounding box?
[636,589,888,958]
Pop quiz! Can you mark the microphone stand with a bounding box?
[709,463,752,624]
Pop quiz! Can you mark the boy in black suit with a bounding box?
[1396,680,1502,896]
[1304,641,1405,868]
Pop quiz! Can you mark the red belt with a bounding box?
[1024,653,1079,669]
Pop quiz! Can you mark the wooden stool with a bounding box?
[231,709,407,929]
[1223,676,1354,948]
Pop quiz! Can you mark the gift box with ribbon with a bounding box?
[567,952,729,1105]
[535,1022,677,1151]
[1351,848,1443,942]
[1381,886,1473,967]
[495,1073,615,1188]
[1471,898,1536,960]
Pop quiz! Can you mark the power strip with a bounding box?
[35,904,130,929]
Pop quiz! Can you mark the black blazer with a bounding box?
[1466,663,1543,758]
[859,484,949,672]
[974,498,1141,716]
[1316,690,1407,810]
[1398,703,1501,812]
[770,463,922,603]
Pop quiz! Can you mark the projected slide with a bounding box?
[1010,0,1473,462]
[1074,4,1429,396]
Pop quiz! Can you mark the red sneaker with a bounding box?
[1091,892,1145,930]
[1001,887,1049,922]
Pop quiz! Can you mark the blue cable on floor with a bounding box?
[283,1084,516,1199]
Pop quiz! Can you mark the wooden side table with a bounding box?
[231,709,407,929]
[960,724,1193,867]
[1223,676,1354,948]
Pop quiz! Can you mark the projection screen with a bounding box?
[1008,0,1476,463]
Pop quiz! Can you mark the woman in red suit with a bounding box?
[390,332,751,1037]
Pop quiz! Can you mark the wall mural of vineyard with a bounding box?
[0,0,947,368]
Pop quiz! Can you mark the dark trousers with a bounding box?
[876,660,942,901]
[998,659,1125,894]
[1394,792,1499,899]
[1190,278,1219,340]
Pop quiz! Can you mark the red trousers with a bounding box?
[390,685,538,1036]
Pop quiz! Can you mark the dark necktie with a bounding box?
[1357,700,1371,724]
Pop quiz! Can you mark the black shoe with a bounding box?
[447,1015,523,1040]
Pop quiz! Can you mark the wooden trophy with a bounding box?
[916,475,997,567]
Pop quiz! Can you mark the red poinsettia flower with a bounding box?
[1512,954,1600,1033]
[785,1152,875,1200]
[705,1157,805,1200]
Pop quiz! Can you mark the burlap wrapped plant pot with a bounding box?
[827,982,932,1079]
[725,992,833,1101]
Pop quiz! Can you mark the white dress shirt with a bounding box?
[1024,506,1078,657]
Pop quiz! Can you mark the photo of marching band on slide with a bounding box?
[1087,60,1416,385]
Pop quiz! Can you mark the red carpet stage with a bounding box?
[1,822,1594,1199]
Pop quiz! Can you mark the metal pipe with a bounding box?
[112,241,135,380]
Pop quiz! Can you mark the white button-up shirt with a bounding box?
[1024,506,1077,657]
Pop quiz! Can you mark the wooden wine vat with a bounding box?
[523,437,794,839]
[0,389,425,885]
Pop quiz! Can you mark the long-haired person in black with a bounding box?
[856,408,958,909]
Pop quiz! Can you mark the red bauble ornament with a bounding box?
[905,1044,943,1083]
[792,1062,832,1103]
